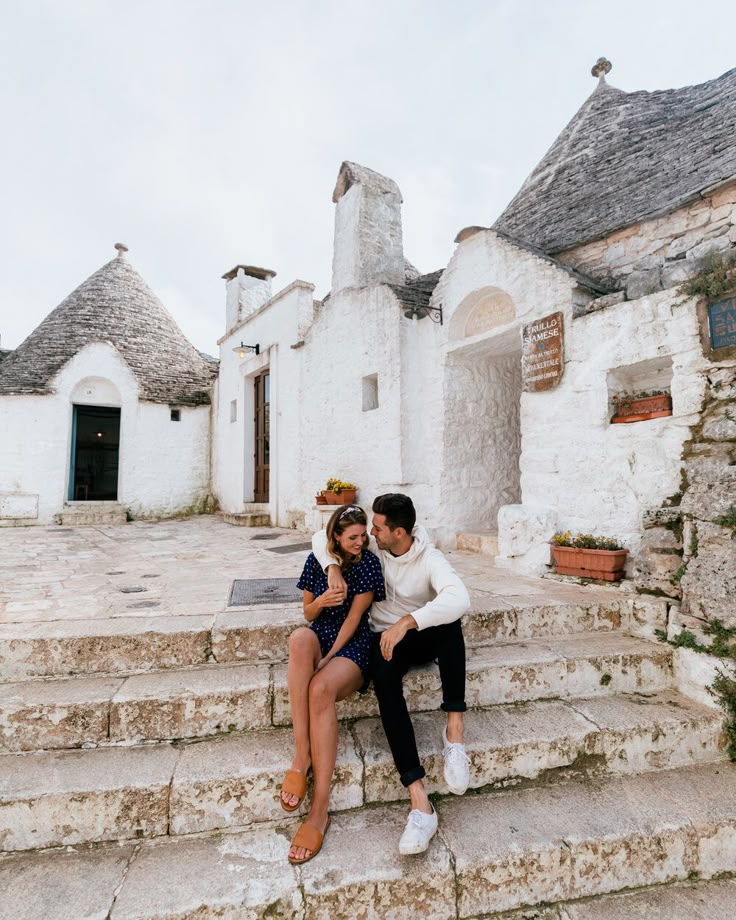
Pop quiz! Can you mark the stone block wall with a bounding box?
[558,181,736,296]
[635,365,736,628]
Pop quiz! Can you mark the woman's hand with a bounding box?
[316,655,333,671]
[318,586,345,609]
[326,565,347,602]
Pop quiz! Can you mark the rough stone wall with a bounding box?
[332,183,404,292]
[558,181,736,297]
[636,363,736,628]
[441,352,521,532]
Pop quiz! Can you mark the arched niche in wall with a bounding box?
[449,286,516,342]
[70,376,123,407]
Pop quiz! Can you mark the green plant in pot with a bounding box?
[550,531,628,581]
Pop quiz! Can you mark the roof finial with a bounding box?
[591,57,612,83]
[114,242,129,258]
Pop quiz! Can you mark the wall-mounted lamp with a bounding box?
[403,304,443,325]
[233,342,260,359]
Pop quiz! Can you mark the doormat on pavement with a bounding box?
[229,578,302,606]
[265,541,313,555]
[250,533,280,541]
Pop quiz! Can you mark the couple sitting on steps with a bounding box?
[279,492,471,864]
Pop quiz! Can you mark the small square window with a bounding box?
[362,374,379,411]
[170,408,181,422]
[230,400,237,423]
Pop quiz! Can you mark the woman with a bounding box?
[280,504,384,864]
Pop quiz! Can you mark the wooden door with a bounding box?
[254,370,270,502]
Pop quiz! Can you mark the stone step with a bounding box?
[544,878,736,919]
[221,511,271,526]
[275,632,675,726]
[0,763,734,916]
[456,530,499,555]
[0,633,673,750]
[58,501,128,526]
[0,596,628,682]
[0,690,722,851]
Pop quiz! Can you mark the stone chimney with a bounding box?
[331,161,404,293]
[222,265,277,332]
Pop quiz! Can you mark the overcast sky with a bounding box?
[2,0,735,354]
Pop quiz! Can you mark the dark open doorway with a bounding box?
[69,405,121,501]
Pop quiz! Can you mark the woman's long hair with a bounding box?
[325,505,369,570]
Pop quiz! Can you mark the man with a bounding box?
[312,492,471,854]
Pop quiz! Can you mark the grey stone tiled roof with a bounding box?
[493,67,736,254]
[389,269,444,311]
[0,254,217,405]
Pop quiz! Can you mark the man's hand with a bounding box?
[326,565,347,602]
[379,618,411,661]
[318,587,345,609]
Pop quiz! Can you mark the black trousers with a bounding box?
[371,618,466,787]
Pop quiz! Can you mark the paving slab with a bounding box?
[0,743,180,850]
[0,674,124,751]
[0,844,135,920]
[439,762,736,916]
[169,728,362,834]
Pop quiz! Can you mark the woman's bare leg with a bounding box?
[282,627,321,808]
[288,657,362,861]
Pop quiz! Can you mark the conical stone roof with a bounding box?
[0,252,217,405]
[493,66,736,254]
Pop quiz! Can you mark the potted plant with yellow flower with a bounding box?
[550,531,628,581]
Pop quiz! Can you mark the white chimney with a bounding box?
[222,264,276,333]
[331,161,404,293]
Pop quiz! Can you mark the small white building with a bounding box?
[213,62,736,589]
[0,245,216,525]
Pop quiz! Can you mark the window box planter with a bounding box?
[550,544,629,581]
[611,393,672,424]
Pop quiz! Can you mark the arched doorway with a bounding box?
[441,287,522,538]
[68,378,122,501]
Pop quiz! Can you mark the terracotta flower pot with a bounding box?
[315,493,327,505]
[336,489,357,504]
[611,394,672,424]
[551,545,629,581]
[325,490,340,505]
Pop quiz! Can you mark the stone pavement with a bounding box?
[0,515,627,627]
[0,516,734,918]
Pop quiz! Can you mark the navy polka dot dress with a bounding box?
[297,550,385,680]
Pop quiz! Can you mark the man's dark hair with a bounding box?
[372,493,416,533]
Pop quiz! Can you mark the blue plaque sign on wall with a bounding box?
[708,296,736,350]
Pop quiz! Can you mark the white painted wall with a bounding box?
[213,281,316,529]
[430,229,705,572]
[0,342,211,524]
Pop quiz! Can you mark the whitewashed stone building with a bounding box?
[2,62,733,625]
[214,61,736,625]
[0,245,216,525]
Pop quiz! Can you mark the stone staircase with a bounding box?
[221,503,271,527]
[0,587,733,917]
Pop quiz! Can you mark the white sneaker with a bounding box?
[398,807,438,855]
[443,727,470,795]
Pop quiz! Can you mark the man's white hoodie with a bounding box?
[312,526,470,632]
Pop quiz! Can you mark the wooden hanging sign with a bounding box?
[521,311,564,392]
